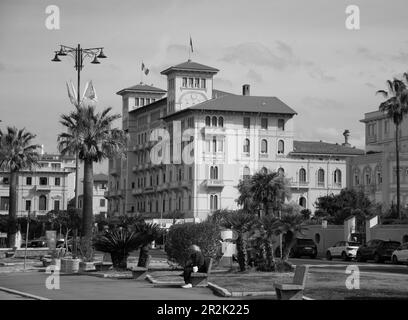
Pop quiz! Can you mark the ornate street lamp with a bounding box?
[51,44,107,257]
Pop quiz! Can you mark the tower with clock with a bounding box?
[161,60,219,114]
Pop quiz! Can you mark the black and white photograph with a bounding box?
[0,0,407,312]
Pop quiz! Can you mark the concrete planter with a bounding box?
[51,258,61,270]
[79,261,96,272]
[61,258,80,273]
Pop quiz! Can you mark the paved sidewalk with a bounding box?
[0,272,227,300]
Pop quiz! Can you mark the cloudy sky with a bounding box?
[1,0,407,173]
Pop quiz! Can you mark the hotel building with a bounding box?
[107,60,363,221]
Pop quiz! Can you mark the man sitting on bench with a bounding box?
[182,245,205,288]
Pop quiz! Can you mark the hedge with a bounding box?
[165,221,222,267]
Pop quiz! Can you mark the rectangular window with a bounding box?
[194,78,200,88]
[55,177,61,186]
[278,119,285,131]
[2,177,9,185]
[146,98,150,105]
[140,98,145,106]
[243,117,250,129]
[188,78,194,88]
[261,118,268,130]
[100,199,106,207]
[0,197,9,211]
[201,78,206,89]
[51,163,61,169]
[26,177,32,185]
[135,98,140,107]
[182,77,187,87]
[25,200,31,211]
[384,120,389,134]
[54,200,60,211]
[39,177,48,185]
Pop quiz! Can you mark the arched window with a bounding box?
[278,168,285,176]
[334,169,342,186]
[243,138,250,153]
[278,140,284,154]
[299,196,306,208]
[210,195,218,211]
[318,169,325,187]
[261,139,268,154]
[212,116,218,127]
[261,167,268,174]
[299,168,307,183]
[39,195,47,211]
[243,166,251,179]
[210,166,218,180]
[218,117,224,127]
[205,116,211,127]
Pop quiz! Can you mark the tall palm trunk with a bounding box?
[81,159,94,260]
[395,123,401,219]
[264,239,276,271]
[7,171,18,248]
[236,234,247,272]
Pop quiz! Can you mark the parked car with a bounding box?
[391,243,408,264]
[28,239,47,248]
[356,239,401,263]
[326,241,360,261]
[275,238,318,259]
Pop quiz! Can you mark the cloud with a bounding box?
[246,69,263,83]
[220,42,296,71]
[391,51,408,63]
[307,66,336,82]
[301,96,343,110]
[356,47,382,61]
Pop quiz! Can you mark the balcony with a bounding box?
[144,186,155,194]
[35,185,51,192]
[132,188,143,196]
[290,181,309,189]
[204,179,224,188]
[104,191,110,198]
[179,180,192,189]
[201,126,226,138]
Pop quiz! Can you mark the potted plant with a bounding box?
[93,228,141,270]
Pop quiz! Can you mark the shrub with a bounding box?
[93,229,141,269]
[165,221,221,267]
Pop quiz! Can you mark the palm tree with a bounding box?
[0,127,40,247]
[275,204,308,261]
[249,169,291,216]
[134,222,162,267]
[93,228,140,269]
[236,178,258,212]
[58,106,127,259]
[377,78,408,219]
[223,210,256,272]
[258,214,280,270]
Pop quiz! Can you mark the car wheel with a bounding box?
[374,253,382,263]
[392,255,399,265]
[356,251,365,262]
[341,251,349,261]
[326,251,332,261]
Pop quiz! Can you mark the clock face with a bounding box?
[180,92,206,108]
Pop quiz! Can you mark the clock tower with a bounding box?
[161,60,219,115]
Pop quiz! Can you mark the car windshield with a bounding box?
[297,239,315,245]
[383,242,400,249]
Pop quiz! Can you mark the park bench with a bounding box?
[274,265,309,300]
[190,257,213,287]
[131,255,151,280]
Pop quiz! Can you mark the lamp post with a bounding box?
[52,44,107,257]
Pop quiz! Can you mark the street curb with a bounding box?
[0,286,49,300]
[208,282,232,297]
[146,274,184,286]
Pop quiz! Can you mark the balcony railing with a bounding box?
[204,179,224,188]
[35,185,51,191]
[132,188,143,196]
